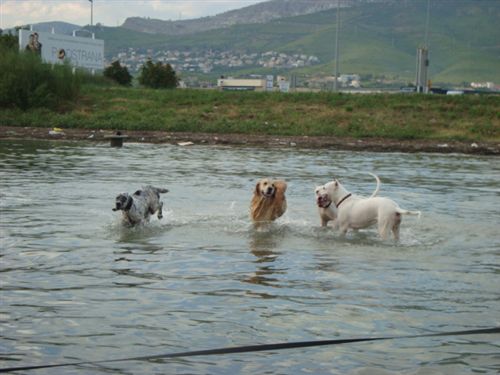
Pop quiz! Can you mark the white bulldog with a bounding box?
[315,174,420,240]
[315,173,380,228]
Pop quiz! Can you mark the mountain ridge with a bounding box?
[122,0,382,35]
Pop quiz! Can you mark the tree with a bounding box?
[103,60,132,86]
[139,60,178,89]
[0,31,18,52]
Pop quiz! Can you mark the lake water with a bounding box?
[1,140,499,374]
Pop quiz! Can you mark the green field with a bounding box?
[1,85,499,142]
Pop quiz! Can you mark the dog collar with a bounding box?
[336,193,352,208]
[124,196,133,211]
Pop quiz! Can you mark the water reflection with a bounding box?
[248,225,283,261]
[243,225,286,288]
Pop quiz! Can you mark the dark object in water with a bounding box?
[106,131,128,147]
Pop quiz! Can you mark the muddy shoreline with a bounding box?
[1,126,499,155]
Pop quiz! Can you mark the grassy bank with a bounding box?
[1,85,499,142]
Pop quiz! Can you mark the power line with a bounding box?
[1,327,499,373]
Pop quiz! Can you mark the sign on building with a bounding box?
[19,29,104,70]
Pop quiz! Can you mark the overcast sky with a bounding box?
[0,0,269,29]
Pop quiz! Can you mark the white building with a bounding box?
[217,78,267,91]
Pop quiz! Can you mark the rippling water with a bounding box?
[1,140,499,374]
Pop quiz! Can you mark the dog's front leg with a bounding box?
[330,219,339,230]
[320,215,329,227]
[157,202,163,220]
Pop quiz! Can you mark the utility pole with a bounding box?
[416,0,431,93]
[424,0,430,49]
[89,0,94,27]
[333,0,340,91]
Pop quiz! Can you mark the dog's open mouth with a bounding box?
[316,195,331,208]
[262,187,275,198]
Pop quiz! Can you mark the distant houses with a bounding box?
[470,82,495,90]
[111,47,372,90]
[110,48,320,74]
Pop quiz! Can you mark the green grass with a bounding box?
[1,85,499,142]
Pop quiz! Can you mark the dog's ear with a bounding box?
[254,181,261,195]
[274,180,287,194]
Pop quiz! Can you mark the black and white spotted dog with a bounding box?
[113,185,169,226]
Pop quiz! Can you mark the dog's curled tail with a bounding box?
[368,173,381,198]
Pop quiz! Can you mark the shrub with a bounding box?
[103,60,132,86]
[0,48,82,110]
[0,32,18,51]
[139,60,178,89]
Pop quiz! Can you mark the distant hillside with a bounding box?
[9,21,81,35]
[122,0,379,35]
[95,0,499,84]
[17,0,499,85]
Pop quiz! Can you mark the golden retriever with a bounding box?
[250,178,287,223]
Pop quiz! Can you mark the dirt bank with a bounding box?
[1,126,499,155]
